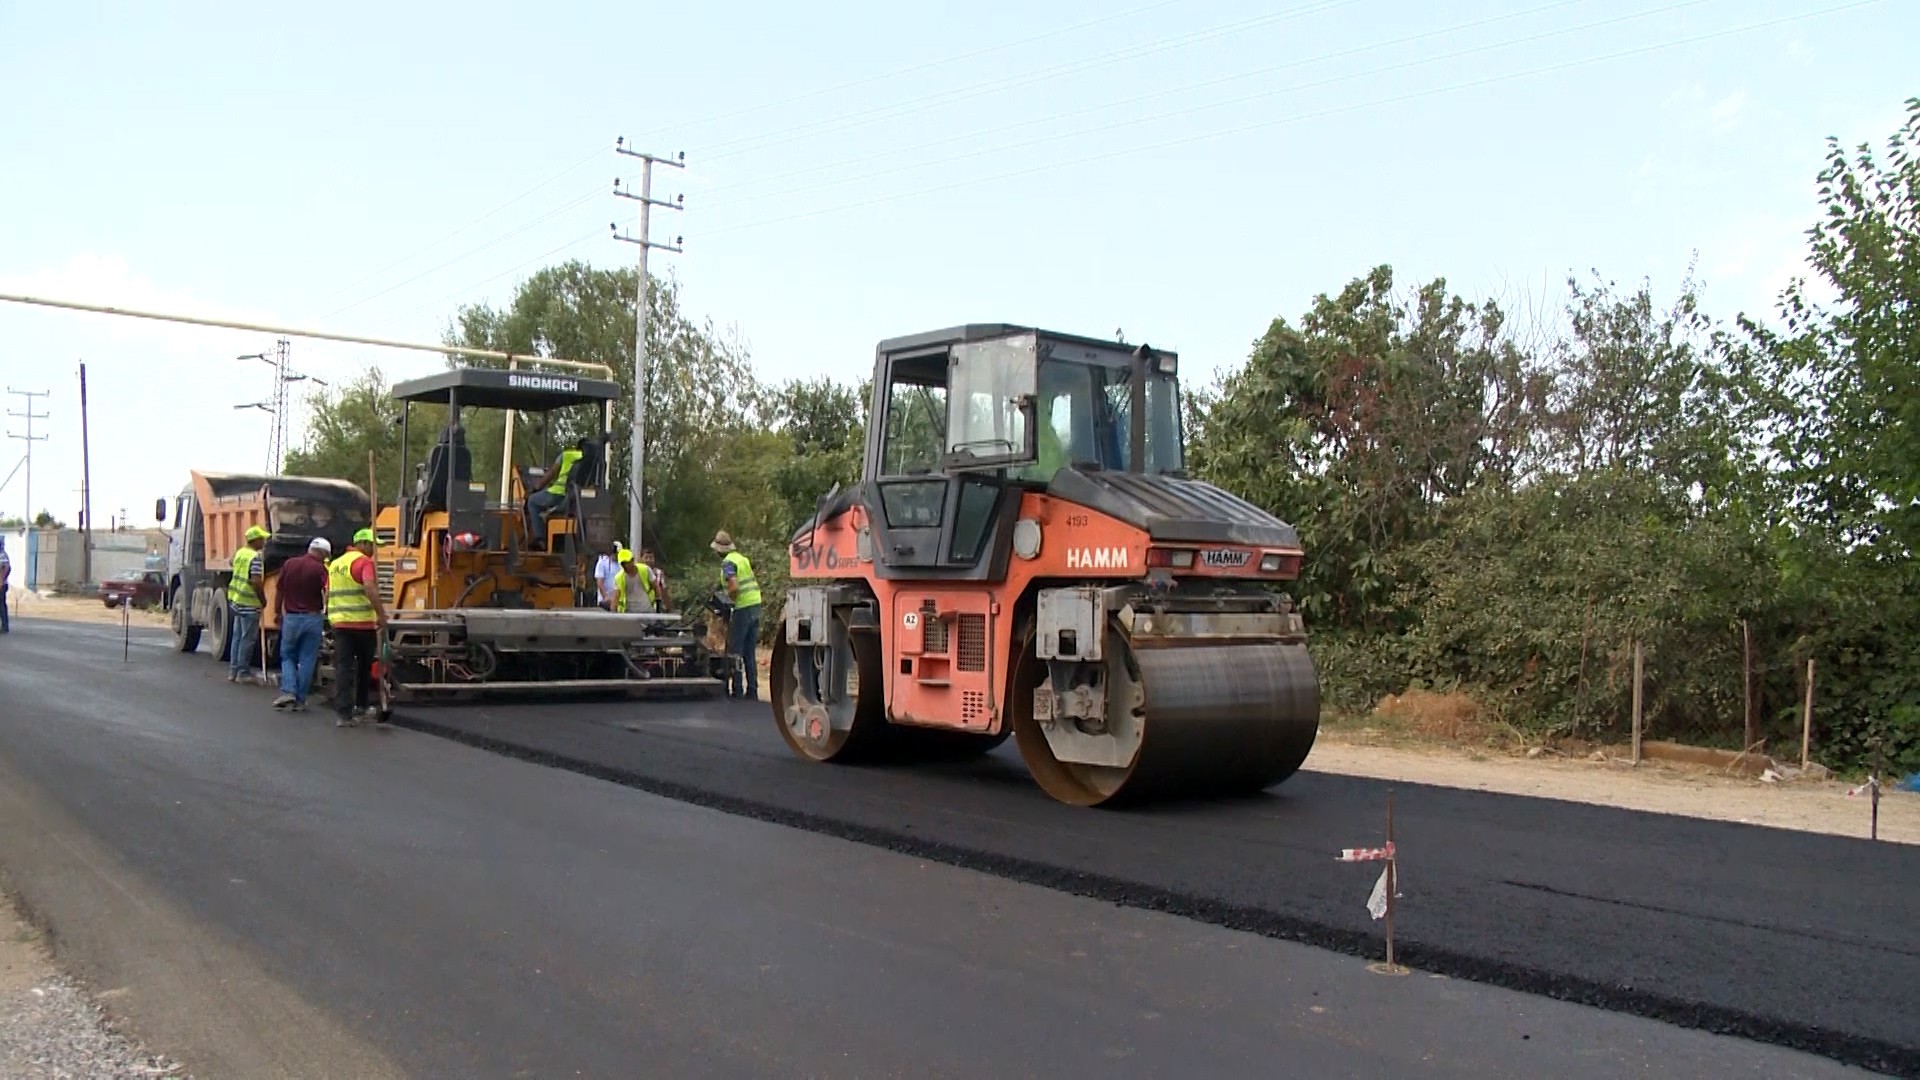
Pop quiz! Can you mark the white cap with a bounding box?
[308,537,332,554]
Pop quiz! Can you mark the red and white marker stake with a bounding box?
[1339,790,1404,972]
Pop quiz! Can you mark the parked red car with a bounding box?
[101,569,166,609]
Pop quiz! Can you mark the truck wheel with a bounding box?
[208,602,230,663]
[170,587,200,654]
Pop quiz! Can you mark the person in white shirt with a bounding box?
[593,539,622,611]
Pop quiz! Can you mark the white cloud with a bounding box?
[1709,90,1748,132]
[1662,80,1707,111]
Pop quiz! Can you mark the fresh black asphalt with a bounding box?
[0,617,1906,1077]
[397,690,1920,1076]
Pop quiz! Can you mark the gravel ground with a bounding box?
[1,901,188,1080]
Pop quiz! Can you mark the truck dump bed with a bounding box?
[192,471,372,574]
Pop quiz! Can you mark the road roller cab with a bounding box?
[774,324,1321,806]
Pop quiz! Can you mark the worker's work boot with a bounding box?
[271,693,296,710]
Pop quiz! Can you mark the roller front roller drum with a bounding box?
[1012,632,1320,807]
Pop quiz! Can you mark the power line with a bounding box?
[306,147,608,313]
[360,225,609,337]
[320,185,613,321]
[303,1,1358,324]
[309,4,1194,322]
[6,386,49,524]
[314,2,1426,323]
[337,0,1717,333]
[698,0,1713,214]
[690,0,1364,164]
[625,0,1190,143]
[699,0,1883,239]
[694,0,1594,204]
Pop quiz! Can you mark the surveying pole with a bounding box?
[5,386,49,525]
[612,137,684,552]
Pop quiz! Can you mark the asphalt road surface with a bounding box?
[401,688,1920,1074]
[0,618,1904,1078]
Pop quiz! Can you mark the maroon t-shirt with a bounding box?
[277,554,329,614]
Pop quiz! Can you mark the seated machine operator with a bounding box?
[526,436,589,530]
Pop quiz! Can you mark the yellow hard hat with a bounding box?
[244,525,270,542]
[353,528,378,545]
[617,548,634,563]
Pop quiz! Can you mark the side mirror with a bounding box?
[155,498,168,525]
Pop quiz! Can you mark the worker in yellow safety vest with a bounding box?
[711,530,761,700]
[226,525,269,684]
[612,548,658,614]
[526,437,588,544]
[326,528,389,727]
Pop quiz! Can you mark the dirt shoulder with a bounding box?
[6,592,170,630]
[1,892,188,1078]
[1305,729,1915,845]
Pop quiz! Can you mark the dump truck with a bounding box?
[350,363,725,703]
[772,324,1320,806]
[162,471,373,665]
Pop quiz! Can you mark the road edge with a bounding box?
[0,753,407,1080]
[393,710,1916,1078]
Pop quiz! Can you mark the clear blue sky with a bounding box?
[0,0,1911,527]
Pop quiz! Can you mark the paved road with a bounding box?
[0,619,1895,1078]
[400,667,1920,1074]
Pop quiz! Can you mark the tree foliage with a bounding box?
[1189,102,1920,773]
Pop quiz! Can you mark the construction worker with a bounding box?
[327,528,389,727]
[594,538,622,610]
[526,436,588,539]
[640,545,671,613]
[271,537,331,712]
[0,534,11,633]
[711,530,761,700]
[227,525,269,684]
[612,548,658,614]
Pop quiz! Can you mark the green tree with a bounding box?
[1726,98,1920,773]
[284,365,441,503]
[759,375,867,535]
[1192,266,1539,628]
[1735,98,1920,554]
[444,261,770,567]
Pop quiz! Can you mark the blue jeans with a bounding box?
[728,604,761,699]
[228,604,260,679]
[278,612,324,704]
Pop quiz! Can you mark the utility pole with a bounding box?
[78,362,93,585]
[5,386,49,525]
[235,336,326,474]
[612,137,684,550]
